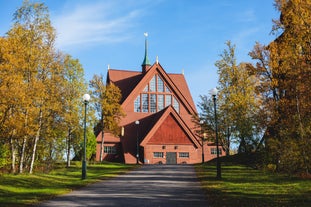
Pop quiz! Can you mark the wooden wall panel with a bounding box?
[148,114,192,144]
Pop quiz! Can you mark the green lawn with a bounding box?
[195,162,311,207]
[0,162,136,207]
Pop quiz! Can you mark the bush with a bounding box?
[266,163,276,172]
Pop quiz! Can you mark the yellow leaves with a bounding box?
[248,0,311,173]
[89,75,124,135]
[216,41,263,152]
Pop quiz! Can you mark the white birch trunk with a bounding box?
[19,137,26,174]
[29,109,42,174]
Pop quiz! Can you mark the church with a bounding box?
[95,35,223,164]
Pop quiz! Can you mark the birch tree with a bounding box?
[216,41,261,153]
[90,74,124,162]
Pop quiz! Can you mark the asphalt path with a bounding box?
[37,165,208,207]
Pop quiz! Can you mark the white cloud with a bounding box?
[237,9,256,22]
[53,2,142,50]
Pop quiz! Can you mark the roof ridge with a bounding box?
[109,68,141,73]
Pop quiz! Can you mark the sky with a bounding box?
[0,0,280,105]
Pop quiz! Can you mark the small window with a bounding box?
[150,76,156,92]
[165,94,172,107]
[150,94,156,113]
[158,94,164,111]
[134,95,140,112]
[157,75,164,92]
[173,97,180,113]
[104,146,116,154]
[153,152,164,158]
[142,94,149,112]
[179,152,189,158]
[211,148,222,155]
[143,85,148,92]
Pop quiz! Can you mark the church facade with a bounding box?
[95,36,223,164]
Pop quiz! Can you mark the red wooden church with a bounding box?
[95,35,223,164]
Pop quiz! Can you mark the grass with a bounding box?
[195,161,311,207]
[0,162,136,207]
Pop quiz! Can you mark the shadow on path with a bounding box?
[37,165,208,207]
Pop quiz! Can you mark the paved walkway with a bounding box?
[38,165,208,207]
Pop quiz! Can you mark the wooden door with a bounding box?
[166,152,177,164]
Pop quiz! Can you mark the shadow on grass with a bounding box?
[0,163,136,207]
[196,161,311,207]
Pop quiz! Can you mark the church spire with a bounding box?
[142,32,151,72]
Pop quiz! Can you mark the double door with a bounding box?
[166,152,177,164]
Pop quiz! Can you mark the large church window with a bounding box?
[134,74,180,114]
[150,94,157,113]
[142,94,149,112]
[134,96,141,112]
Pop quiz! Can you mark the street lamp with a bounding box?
[200,120,205,164]
[82,93,90,180]
[135,120,140,164]
[210,88,221,179]
[202,132,207,164]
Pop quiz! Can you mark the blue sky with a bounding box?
[0,0,279,105]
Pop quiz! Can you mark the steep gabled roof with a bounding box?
[168,73,196,114]
[140,106,200,148]
[107,69,143,103]
[119,62,197,115]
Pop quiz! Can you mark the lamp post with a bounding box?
[135,120,140,164]
[210,88,221,179]
[82,93,90,180]
[200,120,205,164]
[202,132,207,164]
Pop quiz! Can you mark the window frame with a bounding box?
[133,74,180,114]
[211,148,222,155]
[153,152,164,158]
[179,152,190,158]
[104,146,117,154]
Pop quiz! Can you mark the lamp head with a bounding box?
[135,120,140,125]
[209,88,218,96]
[83,94,90,102]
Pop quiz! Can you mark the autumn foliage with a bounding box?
[0,1,124,174]
[198,0,310,175]
[249,0,311,174]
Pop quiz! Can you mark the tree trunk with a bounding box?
[19,110,29,174]
[238,137,246,153]
[29,109,42,174]
[296,94,309,174]
[19,137,27,174]
[10,136,16,174]
[226,127,230,156]
[255,136,265,152]
[66,128,71,168]
[99,114,104,162]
